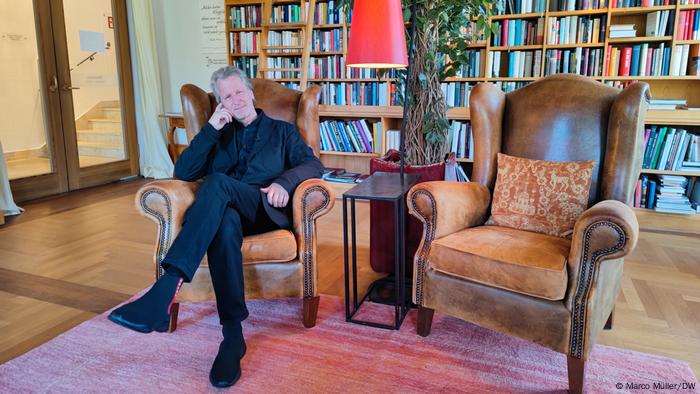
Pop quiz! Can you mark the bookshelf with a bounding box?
[225,0,700,213]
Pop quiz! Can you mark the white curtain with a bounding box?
[0,140,22,217]
[129,1,174,179]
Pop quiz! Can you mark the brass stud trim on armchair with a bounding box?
[569,221,626,359]
[410,190,437,305]
[300,185,331,298]
[139,189,172,280]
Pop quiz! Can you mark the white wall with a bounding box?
[152,0,227,113]
[0,0,48,153]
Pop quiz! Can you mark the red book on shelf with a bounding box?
[645,47,653,76]
[641,0,650,6]
[687,11,696,41]
[678,12,687,40]
[620,47,632,76]
[502,19,509,47]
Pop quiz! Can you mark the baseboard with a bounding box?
[4,145,48,161]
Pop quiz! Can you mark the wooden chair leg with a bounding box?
[303,296,320,328]
[604,309,614,330]
[168,302,180,333]
[567,355,585,394]
[417,306,434,337]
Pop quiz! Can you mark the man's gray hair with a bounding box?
[210,66,254,101]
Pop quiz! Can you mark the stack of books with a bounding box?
[609,24,636,39]
[648,99,687,110]
[654,175,695,214]
[322,168,368,184]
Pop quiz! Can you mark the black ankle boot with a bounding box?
[108,271,183,333]
[209,321,245,388]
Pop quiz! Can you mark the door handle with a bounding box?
[62,84,80,91]
[49,76,58,92]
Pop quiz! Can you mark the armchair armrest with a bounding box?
[407,181,491,304]
[565,199,639,359]
[135,180,200,277]
[292,179,336,297]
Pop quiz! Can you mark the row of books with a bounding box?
[313,0,345,25]
[311,28,343,52]
[454,50,483,79]
[680,0,700,4]
[671,44,700,76]
[634,175,698,214]
[270,4,306,24]
[646,10,675,38]
[606,43,671,77]
[384,129,402,152]
[491,18,545,47]
[441,82,474,108]
[280,82,301,91]
[495,0,548,14]
[548,15,606,45]
[229,32,259,54]
[308,55,344,79]
[544,48,605,76]
[319,119,379,153]
[228,5,261,29]
[494,81,529,93]
[264,57,301,79]
[549,0,608,11]
[642,126,700,170]
[448,121,474,159]
[316,82,396,106]
[266,31,301,53]
[490,50,544,78]
[611,0,676,7]
[677,10,699,40]
[232,58,258,78]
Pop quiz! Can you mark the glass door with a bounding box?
[2,0,68,201]
[4,0,138,202]
[53,0,138,190]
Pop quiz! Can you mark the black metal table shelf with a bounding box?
[342,171,420,330]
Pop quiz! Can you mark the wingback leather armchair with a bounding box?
[135,80,334,331]
[407,74,649,393]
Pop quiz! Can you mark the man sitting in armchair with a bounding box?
[108,66,324,388]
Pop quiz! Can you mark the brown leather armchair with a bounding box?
[135,80,335,331]
[407,74,648,393]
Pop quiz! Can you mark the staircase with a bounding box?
[76,102,125,160]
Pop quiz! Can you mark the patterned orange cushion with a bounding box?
[486,153,595,238]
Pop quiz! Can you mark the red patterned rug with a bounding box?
[0,296,697,393]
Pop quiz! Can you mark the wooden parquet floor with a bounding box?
[1,179,699,377]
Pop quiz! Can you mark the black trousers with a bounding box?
[162,173,279,324]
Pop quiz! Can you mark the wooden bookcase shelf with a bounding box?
[226,0,700,214]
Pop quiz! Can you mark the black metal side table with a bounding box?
[343,171,420,330]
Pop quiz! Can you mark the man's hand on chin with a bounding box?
[260,183,289,208]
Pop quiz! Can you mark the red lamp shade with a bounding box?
[346,0,408,69]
